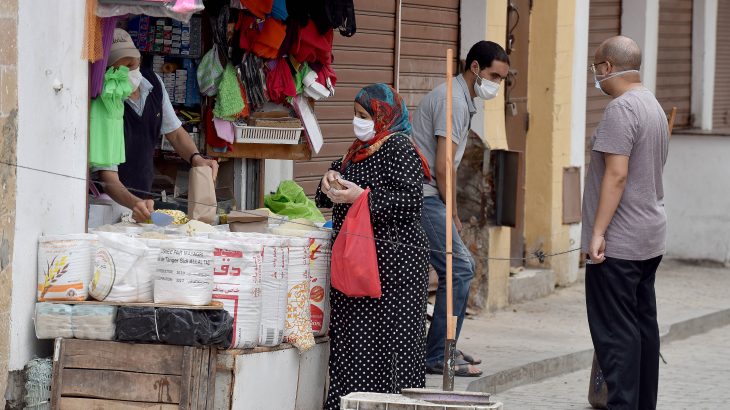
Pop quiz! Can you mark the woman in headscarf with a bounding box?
[316,84,430,408]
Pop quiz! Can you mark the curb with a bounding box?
[466,308,730,394]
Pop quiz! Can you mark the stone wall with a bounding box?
[0,0,18,406]
[456,131,491,313]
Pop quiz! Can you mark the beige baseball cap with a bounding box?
[108,28,141,66]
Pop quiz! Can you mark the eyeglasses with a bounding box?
[589,61,609,74]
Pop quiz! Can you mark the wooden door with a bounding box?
[585,0,622,168]
[656,0,693,128]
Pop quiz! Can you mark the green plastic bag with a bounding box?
[264,180,325,223]
[89,66,132,167]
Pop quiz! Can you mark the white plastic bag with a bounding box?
[154,241,215,306]
[195,238,263,349]
[89,232,151,303]
[37,234,98,301]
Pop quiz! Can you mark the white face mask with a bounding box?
[473,70,500,100]
[593,69,640,96]
[127,68,143,91]
[353,117,376,141]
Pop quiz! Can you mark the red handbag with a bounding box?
[331,188,382,298]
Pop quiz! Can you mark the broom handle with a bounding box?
[445,49,456,340]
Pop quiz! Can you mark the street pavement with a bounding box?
[425,259,730,395]
[493,324,730,409]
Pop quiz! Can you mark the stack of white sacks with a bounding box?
[34,225,332,351]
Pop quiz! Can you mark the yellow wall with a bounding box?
[524,0,576,284]
[483,0,511,311]
[483,0,509,151]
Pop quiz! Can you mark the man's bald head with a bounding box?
[596,36,642,71]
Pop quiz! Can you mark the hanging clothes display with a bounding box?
[89,66,133,167]
[89,17,118,98]
[213,64,246,120]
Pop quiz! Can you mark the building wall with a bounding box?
[570,0,589,276]
[10,0,89,371]
[483,0,512,311]
[664,135,730,265]
[524,0,579,285]
[0,0,18,405]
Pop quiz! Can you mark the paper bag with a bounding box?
[188,166,217,224]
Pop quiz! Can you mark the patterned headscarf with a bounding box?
[341,84,431,180]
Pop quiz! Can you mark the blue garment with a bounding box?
[270,0,288,20]
[421,195,475,366]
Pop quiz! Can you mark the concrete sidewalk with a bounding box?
[425,259,730,394]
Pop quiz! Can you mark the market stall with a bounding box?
[26,1,358,408]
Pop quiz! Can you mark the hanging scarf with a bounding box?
[341,83,431,180]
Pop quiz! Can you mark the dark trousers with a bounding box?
[585,255,663,410]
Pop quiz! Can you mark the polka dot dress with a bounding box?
[316,134,430,410]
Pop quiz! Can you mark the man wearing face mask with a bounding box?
[411,41,510,377]
[583,36,669,410]
[91,29,218,223]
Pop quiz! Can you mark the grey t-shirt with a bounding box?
[411,74,476,197]
[581,87,669,260]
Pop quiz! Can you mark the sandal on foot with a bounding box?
[455,349,482,365]
[425,358,483,377]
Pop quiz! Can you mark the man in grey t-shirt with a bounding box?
[582,36,669,410]
[412,41,510,377]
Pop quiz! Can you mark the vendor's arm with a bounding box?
[97,169,154,222]
[155,73,219,181]
[166,126,219,180]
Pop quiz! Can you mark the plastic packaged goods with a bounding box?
[115,306,233,347]
[282,236,315,352]
[34,303,73,339]
[195,238,263,349]
[89,232,151,303]
[212,232,289,347]
[154,241,215,306]
[37,234,98,301]
[272,227,332,336]
[72,305,117,340]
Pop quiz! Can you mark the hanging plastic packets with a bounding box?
[273,227,331,337]
[281,236,315,352]
[195,238,263,349]
[89,66,132,167]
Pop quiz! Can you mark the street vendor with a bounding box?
[91,28,218,223]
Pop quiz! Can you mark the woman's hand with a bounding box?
[327,178,365,204]
[320,170,342,195]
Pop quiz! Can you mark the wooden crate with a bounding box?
[51,338,217,410]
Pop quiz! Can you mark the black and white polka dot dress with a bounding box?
[316,134,430,410]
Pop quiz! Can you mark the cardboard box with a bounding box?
[228,210,270,233]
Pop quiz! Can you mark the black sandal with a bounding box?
[455,349,482,365]
[425,358,483,377]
